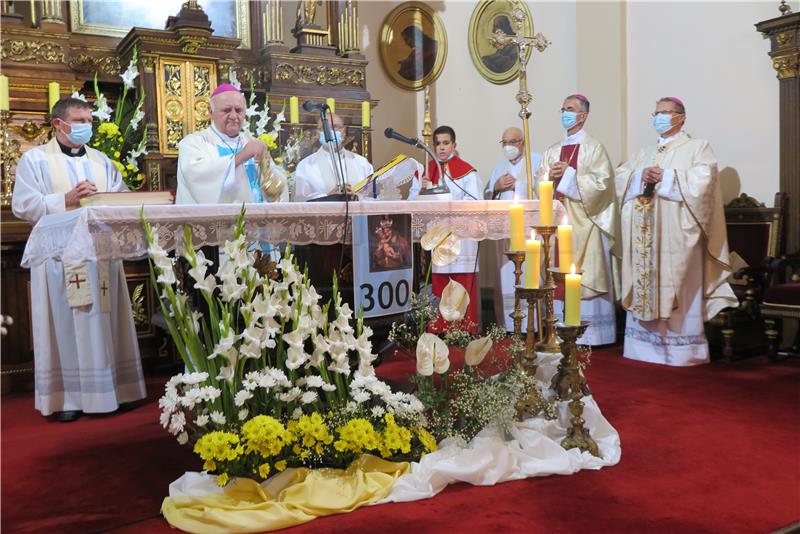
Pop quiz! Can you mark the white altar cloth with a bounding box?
[21,200,561,268]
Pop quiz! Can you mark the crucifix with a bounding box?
[100,281,109,297]
[69,273,87,289]
[488,9,550,199]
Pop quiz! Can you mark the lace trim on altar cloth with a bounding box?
[624,327,706,347]
[22,201,565,267]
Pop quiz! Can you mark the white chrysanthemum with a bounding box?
[159,409,171,428]
[370,406,385,418]
[169,412,186,435]
[352,390,370,404]
[321,383,337,392]
[199,386,221,402]
[234,389,253,407]
[291,407,303,420]
[278,387,302,403]
[300,391,318,405]
[195,414,209,427]
[238,408,249,421]
[304,375,325,388]
[210,411,227,425]
[177,431,189,445]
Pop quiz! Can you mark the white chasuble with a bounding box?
[12,140,146,415]
[616,132,737,366]
[535,131,620,345]
[176,127,256,205]
[292,147,374,202]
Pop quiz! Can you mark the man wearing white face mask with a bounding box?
[616,97,736,366]
[12,97,146,422]
[486,126,542,331]
[534,94,620,346]
[292,112,373,201]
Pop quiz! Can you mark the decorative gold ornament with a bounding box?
[379,1,448,91]
[180,35,206,55]
[273,63,365,87]
[131,284,147,326]
[1,40,65,63]
[141,55,156,74]
[0,110,22,207]
[533,226,559,353]
[9,120,50,143]
[67,54,120,75]
[772,53,799,79]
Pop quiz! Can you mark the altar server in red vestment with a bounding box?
[535,94,619,346]
[424,125,483,333]
[12,97,146,422]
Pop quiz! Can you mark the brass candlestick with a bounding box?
[548,267,590,398]
[504,250,526,336]
[514,286,549,374]
[0,110,22,207]
[555,321,600,458]
[533,225,559,352]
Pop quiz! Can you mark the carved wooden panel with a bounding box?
[156,58,216,154]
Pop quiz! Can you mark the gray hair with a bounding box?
[51,97,93,121]
[657,97,685,114]
[566,94,590,112]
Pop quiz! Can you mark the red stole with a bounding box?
[426,156,476,185]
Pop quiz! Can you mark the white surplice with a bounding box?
[12,139,146,415]
[292,146,374,202]
[486,153,542,332]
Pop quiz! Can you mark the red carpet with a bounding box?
[2,346,799,533]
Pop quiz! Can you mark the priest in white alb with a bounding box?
[12,97,146,422]
[535,94,619,345]
[176,83,285,204]
[616,97,737,366]
[486,126,541,332]
[292,112,373,202]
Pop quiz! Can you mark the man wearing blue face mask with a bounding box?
[292,113,373,201]
[616,97,737,366]
[534,94,620,346]
[12,97,146,422]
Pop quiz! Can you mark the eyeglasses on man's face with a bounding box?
[499,139,523,146]
[652,110,684,117]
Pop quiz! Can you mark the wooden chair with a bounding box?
[708,193,786,361]
[761,253,800,360]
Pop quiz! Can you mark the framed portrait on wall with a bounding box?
[69,0,251,49]
[468,0,533,85]
[379,2,447,92]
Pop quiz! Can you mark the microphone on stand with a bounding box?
[302,100,329,112]
[384,128,450,197]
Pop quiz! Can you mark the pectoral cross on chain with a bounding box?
[69,273,87,289]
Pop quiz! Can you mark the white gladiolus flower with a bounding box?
[92,92,113,121]
[188,264,208,283]
[129,107,145,131]
[190,310,203,335]
[285,345,307,370]
[193,274,217,295]
[300,391,318,404]
[195,414,209,427]
[234,389,253,407]
[210,411,227,425]
[416,333,449,376]
[465,336,493,366]
[71,91,87,102]
[121,60,139,89]
[240,340,261,360]
[439,279,470,322]
[282,329,305,349]
[327,356,351,376]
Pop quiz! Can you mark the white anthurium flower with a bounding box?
[465,336,493,367]
[421,226,462,267]
[238,409,249,421]
[194,274,217,295]
[439,279,470,322]
[120,61,139,89]
[416,333,449,376]
[234,389,253,407]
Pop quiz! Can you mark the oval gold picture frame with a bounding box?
[468,0,533,85]
[379,2,448,92]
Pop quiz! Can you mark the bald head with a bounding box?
[210,90,246,137]
[501,127,523,144]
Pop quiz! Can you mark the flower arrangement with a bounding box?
[144,207,435,486]
[75,47,147,190]
[394,226,555,444]
[0,315,12,336]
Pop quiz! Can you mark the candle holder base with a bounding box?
[504,251,526,336]
[554,321,600,458]
[532,225,559,352]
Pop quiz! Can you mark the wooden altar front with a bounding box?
[0,0,376,392]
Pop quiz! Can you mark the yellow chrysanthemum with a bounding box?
[241,415,290,457]
[417,428,438,453]
[296,412,334,450]
[275,460,287,472]
[333,418,380,453]
[113,151,121,158]
[193,431,243,462]
[216,473,229,487]
[112,160,124,173]
[203,459,216,472]
[258,463,271,479]
[381,414,411,456]
[258,133,278,150]
[97,122,120,136]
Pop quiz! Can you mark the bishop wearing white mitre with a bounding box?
[12,96,146,422]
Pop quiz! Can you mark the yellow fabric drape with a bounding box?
[161,455,409,533]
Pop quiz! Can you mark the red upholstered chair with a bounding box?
[762,253,800,360]
[708,193,786,361]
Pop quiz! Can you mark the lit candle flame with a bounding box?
[561,215,569,226]
[530,229,536,240]
[513,194,518,203]
[570,263,576,275]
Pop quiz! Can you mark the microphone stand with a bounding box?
[309,107,353,203]
[414,141,451,197]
